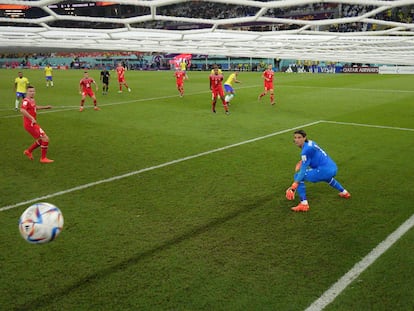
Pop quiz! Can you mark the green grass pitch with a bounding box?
[0,68,413,310]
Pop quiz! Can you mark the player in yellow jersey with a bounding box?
[224,71,241,105]
[14,71,30,111]
[180,60,187,73]
[44,64,54,87]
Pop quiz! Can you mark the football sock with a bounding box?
[328,178,345,192]
[297,181,307,201]
[28,140,41,153]
[222,100,229,112]
[211,101,216,111]
[80,99,85,106]
[40,141,49,159]
[15,99,19,109]
[270,93,274,102]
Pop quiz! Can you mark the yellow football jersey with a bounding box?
[15,77,30,93]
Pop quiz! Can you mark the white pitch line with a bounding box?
[305,213,414,311]
[283,85,414,94]
[0,85,261,119]
[321,120,414,132]
[0,121,321,212]
[304,119,414,310]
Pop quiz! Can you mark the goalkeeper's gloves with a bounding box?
[285,182,298,200]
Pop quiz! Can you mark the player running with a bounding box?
[14,71,30,111]
[209,67,229,115]
[116,62,131,93]
[258,64,275,105]
[174,68,188,97]
[224,71,241,105]
[20,86,54,163]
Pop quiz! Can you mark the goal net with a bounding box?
[0,0,413,65]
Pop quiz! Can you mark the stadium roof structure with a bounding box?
[1,0,414,65]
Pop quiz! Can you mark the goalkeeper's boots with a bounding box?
[338,191,351,199]
[291,203,309,212]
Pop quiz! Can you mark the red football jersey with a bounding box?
[79,77,95,92]
[175,71,185,84]
[263,69,274,82]
[116,66,125,79]
[21,97,37,128]
[209,74,224,90]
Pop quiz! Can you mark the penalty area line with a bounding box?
[305,213,414,311]
[0,121,321,212]
[305,119,414,310]
[321,120,414,132]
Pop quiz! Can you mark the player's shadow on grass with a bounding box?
[15,193,278,310]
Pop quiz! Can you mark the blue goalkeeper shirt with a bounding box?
[296,140,337,182]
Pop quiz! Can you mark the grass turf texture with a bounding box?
[0,69,413,310]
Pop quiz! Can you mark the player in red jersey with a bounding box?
[20,86,54,163]
[79,71,99,112]
[209,67,229,115]
[116,63,131,93]
[174,68,188,97]
[258,64,275,105]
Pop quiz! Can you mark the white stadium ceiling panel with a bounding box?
[0,0,413,64]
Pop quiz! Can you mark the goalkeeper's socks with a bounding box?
[328,178,345,192]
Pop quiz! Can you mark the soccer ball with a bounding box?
[19,202,64,244]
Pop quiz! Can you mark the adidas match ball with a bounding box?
[19,202,64,244]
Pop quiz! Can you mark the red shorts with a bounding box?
[118,77,126,83]
[211,88,224,98]
[82,89,95,97]
[264,82,274,91]
[25,123,46,139]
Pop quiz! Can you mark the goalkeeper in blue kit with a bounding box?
[286,130,351,212]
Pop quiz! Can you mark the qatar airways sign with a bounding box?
[342,66,379,73]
